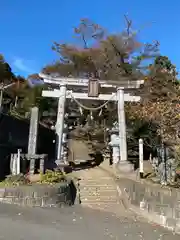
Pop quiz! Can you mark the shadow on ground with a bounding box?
[68,180,77,205]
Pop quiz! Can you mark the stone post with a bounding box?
[28,107,39,155]
[55,84,66,165]
[10,154,16,175]
[28,107,39,174]
[16,149,21,175]
[40,157,45,173]
[29,158,35,175]
[139,139,144,178]
[160,143,167,185]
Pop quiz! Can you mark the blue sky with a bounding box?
[0,0,180,77]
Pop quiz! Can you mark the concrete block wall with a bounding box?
[118,178,180,233]
[0,181,77,207]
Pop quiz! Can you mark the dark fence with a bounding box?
[0,113,56,180]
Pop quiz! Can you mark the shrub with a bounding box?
[40,170,66,184]
[0,174,29,187]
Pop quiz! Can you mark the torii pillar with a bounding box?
[117,88,133,172]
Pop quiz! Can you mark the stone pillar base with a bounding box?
[117,161,134,173]
[55,160,69,166]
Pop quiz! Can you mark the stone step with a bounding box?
[79,182,115,188]
[79,183,115,188]
[80,182,113,185]
[80,174,112,181]
[80,193,118,199]
[80,187,116,191]
[80,180,115,185]
[79,179,113,183]
[80,199,118,203]
[79,190,118,196]
[79,184,116,188]
[80,175,111,178]
[80,193,118,198]
[81,202,121,208]
[80,197,118,202]
[79,182,114,187]
[80,188,118,193]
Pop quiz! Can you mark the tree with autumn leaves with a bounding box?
[128,55,180,148]
[0,54,27,109]
[43,18,180,152]
[42,18,157,145]
[44,18,158,81]
[0,56,50,118]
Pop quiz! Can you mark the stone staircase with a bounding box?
[76,166,128,216]
[68,139,129,216]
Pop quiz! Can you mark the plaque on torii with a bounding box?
[88,78,100,97]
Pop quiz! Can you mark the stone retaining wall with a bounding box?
[0,181,76,207]
[118,178,180,233]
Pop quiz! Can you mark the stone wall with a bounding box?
[118,178,180,233]
[0,181,77,207]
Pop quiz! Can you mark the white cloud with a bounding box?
[12,57,35,74]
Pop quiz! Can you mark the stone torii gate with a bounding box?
[39,73,144,172]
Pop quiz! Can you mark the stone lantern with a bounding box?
[108,126,120,167]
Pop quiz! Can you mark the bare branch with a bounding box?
[124,14,132,36]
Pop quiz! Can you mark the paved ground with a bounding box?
[0,203,178,239]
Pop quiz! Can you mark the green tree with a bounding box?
[0,54,15,84]
[127,56,180,147]
[138,56,179,102]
